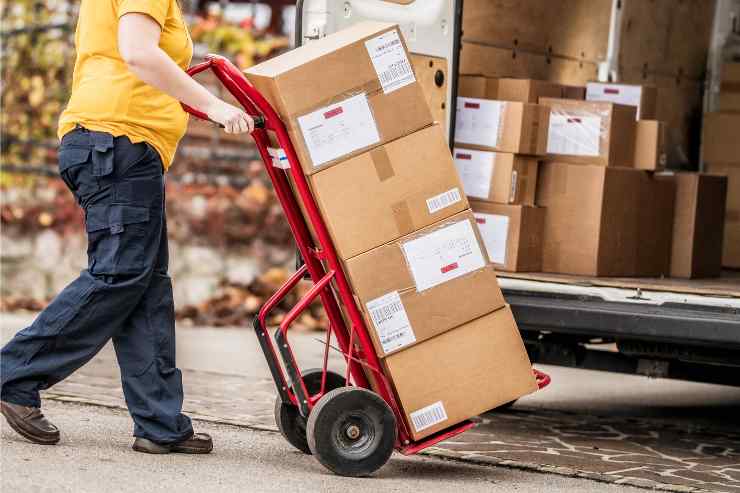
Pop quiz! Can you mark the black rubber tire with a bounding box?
[274,369,346,454]
[307,387,396,477]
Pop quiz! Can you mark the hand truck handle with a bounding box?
[181,57,265,130]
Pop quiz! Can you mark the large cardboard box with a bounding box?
[383,305,538,441]
[704,163,740,268]
[344,210,505,356]
[657,173,727,278]
[245,21,433,175]
[536,162,675,276]
[455,98,550,155]
[497,78,565,104]
[471,201,544,272]
[702,112,740,166]
[452,148,538,205]
[633,120,667,171]
[562,85,587,100]
[458,75,498,99]
[539,98,637,167]
[309,124,468,260]
[585,82,658,120]
[719,62,740,112]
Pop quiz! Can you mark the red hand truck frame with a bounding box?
[183,54,550,476]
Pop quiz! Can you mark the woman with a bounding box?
[0,0,254,454]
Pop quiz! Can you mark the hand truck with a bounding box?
[183,54,551,477]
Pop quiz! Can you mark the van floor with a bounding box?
[501,269,740,298]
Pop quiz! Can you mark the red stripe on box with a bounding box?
[440,262,459,274]
[464,102,480,109]
[455,153,472,160]
[604,88,620,94]
[324,107,344,119]
[567,117,582,123]
[475,217,486,224]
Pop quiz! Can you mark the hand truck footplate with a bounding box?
[183,54,551,476]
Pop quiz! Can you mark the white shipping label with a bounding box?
[547,114,601,156]
[426,187,462,214]
[453,148,495,199]
[455,98,504,148]
[474,213,509,265]
[366,291,416,354]
[297,93,381,167]
[401,219,487,292]
[267,147,289,169]
[586,82,643,118]
[365,30,416,94]
[410,401,448,432]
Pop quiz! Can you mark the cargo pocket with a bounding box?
[58,146,91,194]
[85,204,151,276]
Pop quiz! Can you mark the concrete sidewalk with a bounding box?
[3,312,740,492]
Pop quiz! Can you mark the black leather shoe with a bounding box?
[1,400,60,445]
[132,432,213,454]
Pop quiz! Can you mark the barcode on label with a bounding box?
[410,401,448,432]
[365,291,415,354]
[365,30,416,94]
[369,299,404,327]
[426,188,462,214]
[378,60,413,89]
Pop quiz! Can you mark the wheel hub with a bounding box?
[345,424,361,440]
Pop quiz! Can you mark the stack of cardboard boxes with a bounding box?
[703,62,740,269]
[246,22,538,441]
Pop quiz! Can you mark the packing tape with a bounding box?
[370,146,394,181]
[391,200,414,235]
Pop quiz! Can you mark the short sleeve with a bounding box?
[117,0,169,29]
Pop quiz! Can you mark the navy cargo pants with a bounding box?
[0,127,193,444]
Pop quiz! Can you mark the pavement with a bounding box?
[2,312,740,492]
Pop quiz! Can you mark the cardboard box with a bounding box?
[539,98,637,167]
[344,210,506,356]
[471,201,544,272]
[633,120,667,171]
[458,75,498,99]
[497,78,564,104]
[452,148,538,205]
[455,98,550,155]
[309,124,468,259]
[657,173,727,278]
[702,112,740,165]
[719,62,740,112]
[383,305,538,441]
[245,21,433,175]
[536,162,675,276]
[585,82,658,120]
[704,163,740,268]
[562,85,586,100]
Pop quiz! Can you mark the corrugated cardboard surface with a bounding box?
[245,21,432,174]
[658,173,727,278]
[720,62,740,112]
[585,82,658,120]
[633,120,666,171]
[537,162,674,276]
[498,78,565,103]
[382,305,538,441]
[704,163,740,268]
[539,98,637,167]
[309,124,467,260]
[458,75,498,99]
[359,266,504,357]
[702,113,740,166]
[453,149,538,204]
[471,201,544,272]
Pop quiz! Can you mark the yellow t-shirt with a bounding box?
[57,0,193,170]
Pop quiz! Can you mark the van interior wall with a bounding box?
[460,0,716,166]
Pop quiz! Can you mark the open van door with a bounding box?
[295,0,463,143]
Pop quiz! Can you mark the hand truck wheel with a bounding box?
[307,387,396,477]
[274,368,346,454]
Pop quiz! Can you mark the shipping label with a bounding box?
[453,148,494,199]
[426,187,462,214]
[401,219,487,292]
[454,98,504,148]
[366,291,416,354]
[297,93,381,167]
[586,83,643,117]
[546,114,601,156]
[410,401,448,432]
[365,30,416,94]
[267,147,289,169]
[474,213,509,265]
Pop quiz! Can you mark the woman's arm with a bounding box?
[118,12,253,134]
